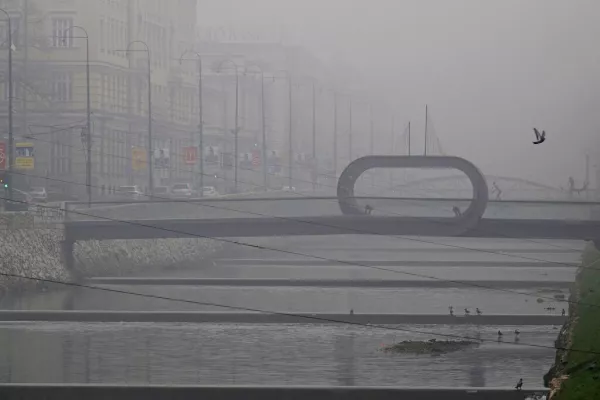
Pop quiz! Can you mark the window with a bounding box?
[51,17,73,47]
[51,72,72,102]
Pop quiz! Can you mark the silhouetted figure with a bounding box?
[449,306,454,316]
[515,378,523,390]
[562,308,566,316]
[452,206,462,217]
[476,308,482,316]
[497,330,503,337]
[514,329,520,336]
[364,204,373,215]
[350,309,354,315]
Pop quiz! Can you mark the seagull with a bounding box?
[515,378,523,390]
[533,128,546,145]
[476,308,482,316]
[464,308,470,316]
[498,330,503,337]
[514,329,520,336]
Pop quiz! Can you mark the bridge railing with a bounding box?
[62,196,600,223]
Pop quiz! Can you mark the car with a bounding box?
[201,186,219,197]
[282,186,296,192]
[29,187,48,203]
[154,186,169,199]
[3,188,32,211]
[117,185,144,200]
[170,183,194,198]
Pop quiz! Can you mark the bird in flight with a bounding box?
[533,128,546,144]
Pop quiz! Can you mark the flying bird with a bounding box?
[533,128,546,144]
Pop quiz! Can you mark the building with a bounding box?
[0,0,201,198]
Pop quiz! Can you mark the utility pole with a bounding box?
[369,104,374,187]
[389,115,394,189]
[424,104,428,156]
[0,9,14,203]
[65,26,91,206]
[260,70,267,191]
[348,97,353,162]
[288,75,293,189]
[408,121,411,156]
[333,92,338,178]
[311,80,316,191]
[197,57,204,196]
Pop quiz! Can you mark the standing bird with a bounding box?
[515,378,523,390]
[476,308,482,316]
[449,306,454,316]
[533,128,546,144]
[464,308,470,316]
[514,329,520,336]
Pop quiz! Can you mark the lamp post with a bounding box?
[64,25,91,206]
[180,51,204,196]
[0,8,13,203]
[215,59,240,193]
[119,41,152,196]
[245,64,268,191]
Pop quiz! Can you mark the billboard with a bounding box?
[154,148,170,169]
[183,146,197,165]
[132,147,147,171]
[15,142,34,170]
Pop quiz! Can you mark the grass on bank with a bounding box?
[554,245,600,399]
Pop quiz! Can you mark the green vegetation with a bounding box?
[382,339,479,355]
[550,245,600,399]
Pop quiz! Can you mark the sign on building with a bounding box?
[0,142,6,170]
[15,142,34,170]
[154,148,170,169]
[183,147,197,165]
[132,147,147,171]
[205,146,220,164]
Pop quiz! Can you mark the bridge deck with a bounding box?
[64,216,600,241]
[0,384,549,400]
[0,311,566,325]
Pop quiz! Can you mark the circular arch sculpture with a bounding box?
[337,156,489,235]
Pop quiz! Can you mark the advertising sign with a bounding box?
[183,147,197,165]
[132,147,147,171]
[154,148,170,169]
[0,142,6,170]
[15,142,34,170]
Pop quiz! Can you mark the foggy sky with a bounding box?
[198,0,600,186]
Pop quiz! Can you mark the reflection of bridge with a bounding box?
[61,156,600,270]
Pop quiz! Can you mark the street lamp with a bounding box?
[179,50,204,196]
[118,41,152,196]
[0,8,13,203]
[63,25,91,206]
[215,59,240,193]
[244,63,268,191]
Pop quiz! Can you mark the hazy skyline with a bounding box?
[198,0,600,186]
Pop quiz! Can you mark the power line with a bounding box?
[21,133,584,253]
[2,192,595,310]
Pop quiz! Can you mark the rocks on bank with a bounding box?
[0,212,224,294]
[544,244,600,399]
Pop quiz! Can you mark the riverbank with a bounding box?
[0,212,225,297]
[544,244,600,399]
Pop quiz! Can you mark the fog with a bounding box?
[199,0,600,186]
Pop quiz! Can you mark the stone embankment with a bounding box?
[0,212,223,295]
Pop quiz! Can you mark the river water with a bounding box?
[0,235,583,387]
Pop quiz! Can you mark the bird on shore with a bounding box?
[515,378,523,390]
[449,306,454,316]
[476,308,482,316]
[497,330,503,337]
[514,329,520,336]
[464,308,470,316]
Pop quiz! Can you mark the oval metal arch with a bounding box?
[337,156,489,235]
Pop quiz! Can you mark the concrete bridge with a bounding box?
[59,156,600,270]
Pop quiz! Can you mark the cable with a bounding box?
[20,133,586,252]
[0,270,596,356]
[2,193,596,310]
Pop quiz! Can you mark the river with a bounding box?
[0,235,583,387]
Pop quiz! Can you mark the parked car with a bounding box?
[154,186,169,199]
[170,183,194,198]
[3,188,32,211]
[117,185,144,200]
[29,187,48,203]
[201,186,219,197]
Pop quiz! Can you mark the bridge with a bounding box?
[60,156,600,270]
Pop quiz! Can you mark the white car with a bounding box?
[202,186,219,197]
[171,183,194,198]
[117,185,144,200]
[29,187,48,203]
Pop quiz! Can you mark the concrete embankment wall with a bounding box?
[0,212,223,292]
